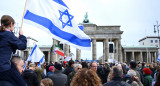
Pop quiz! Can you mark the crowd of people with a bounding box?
[1,15,160,86]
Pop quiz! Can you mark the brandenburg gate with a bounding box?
[77,23,123,62]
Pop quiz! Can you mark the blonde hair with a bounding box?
[41,78,53,86]
[70,68,102,86]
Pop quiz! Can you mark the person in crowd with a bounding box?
[154,71,160,86]
[149,64,156,78]
[48,63,67,86]
[140,62,145,75]
[81,61,88,68]
[143,68,153,86]
[40,78,53,86]
[90,61,98,72]
[0,55,26,86]
[22,68,40,86]
[125,69,143,86]
[28,63,36,71]
[11,55,24,74]
[46,66,54,77]
[70,68,102,86]
[103,66,131,86]
[129,61,144,84]
[66,64,82,86]
[63,60,74,76]
[97,62,110,84]
[152,66,160,86]
[107,66,116,82]
[46,61,54,74]
[0,15,27,86]
[34,62,45,82]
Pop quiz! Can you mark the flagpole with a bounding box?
[20,0,28,30]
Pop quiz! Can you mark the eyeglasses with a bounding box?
[91,66,97,68]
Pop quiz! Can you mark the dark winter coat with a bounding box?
[0,31,27,72]
[103,77,131,86]
[22,69,40,86]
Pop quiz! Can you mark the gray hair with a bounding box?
[112,66,123,77]
[127,69,136,77]
[74,64,82,69]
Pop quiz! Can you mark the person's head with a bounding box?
[142,62,145,67]
[49,66,54,72]
[143,68,152,75]
[54,63,62,71]
[40,78,53,86]
[68,60,74,67]
[90,61,97,72]
[127,69,136,77]
[11,55,24,74]
[29,63,36,71]
[112,66,123,78]
[0,15,15,32]
[70,68,102,86]
[74,64,82,72]
[129,61,137,69]
[81,62,88,68]
[138,63,142,68]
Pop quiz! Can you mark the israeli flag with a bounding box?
[157,53,160,62]
[27,44,45,63]
[24,0,91,50]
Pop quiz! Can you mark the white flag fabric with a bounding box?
[157,53,160,62]
[27,44,45,62]
[23,0,91,50]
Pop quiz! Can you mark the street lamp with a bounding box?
[154,21,160,48]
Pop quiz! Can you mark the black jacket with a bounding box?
[103,77,131,86]
[22,69,40,86]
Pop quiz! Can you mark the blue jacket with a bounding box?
[0,31,27,72]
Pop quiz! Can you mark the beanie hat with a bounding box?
[49,66,54,72]
[143,68,152,75]
[54,63,62,70]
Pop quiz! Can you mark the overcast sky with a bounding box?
[0,0,160,60]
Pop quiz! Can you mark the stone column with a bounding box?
[76,49,81,60]
[51,39,58,62]
[124,51,126,62]
[64,44,69,57]
[147,52,149,63]
[103,41,105,63]
[47,51,50,62]
[92,39,97,60]
[155,52,157,62]
[132,51,135,61]
[118,39,122,62]
[148,52,151,63]
[104,38,109,62]
[114,39,118,61]
[140,51,143,62]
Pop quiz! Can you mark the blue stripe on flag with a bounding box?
[30,44,37,56]
[39,56,44,63]
[24,10,91,47]
[38,56,44,67]
[53,0,68,8]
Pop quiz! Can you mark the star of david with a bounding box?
[59,9,74,28]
